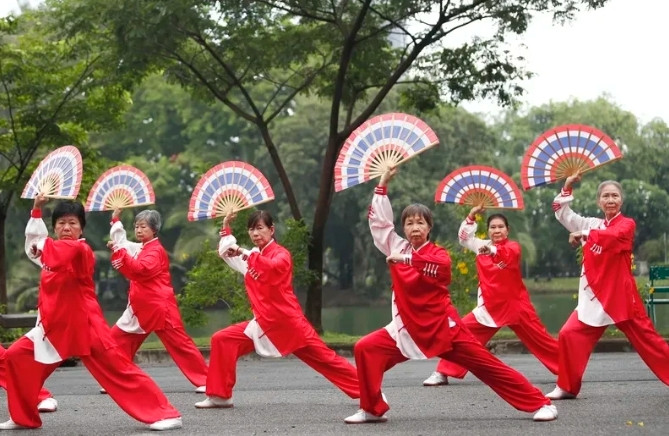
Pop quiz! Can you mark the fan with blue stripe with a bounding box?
[521,124,622,190]
[85,165,155,211]
[21,146,83,200]
[334,113,439,192]
[435,166,524,209]
[188,161,274,221]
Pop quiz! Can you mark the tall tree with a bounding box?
[53,0,611,330]
[0,11,131,307]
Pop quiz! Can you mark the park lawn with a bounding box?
[138,325,668,350]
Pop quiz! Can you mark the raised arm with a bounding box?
[458,206,489,253]
[553,173,602,232]
[25,194,49,266]
[218,225,248,275]
[109,209,142,257]
[368,167,408,256]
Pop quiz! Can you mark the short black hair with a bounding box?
[247,210,274,229]
[487,213,508,229]
[52,201,86,230]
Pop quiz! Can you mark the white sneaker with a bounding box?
[0,419,29,430]
[423,371,449,386]
[99,388,107,394]
[344,409,388,424]
[533,404,558,421]
[195,385,206,394]
[37,397,58,413]
[194,396,233,409]
[545,386,576,400]
[148,417,183,431]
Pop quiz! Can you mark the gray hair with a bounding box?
[135,210,162,234]
[596,180,624,201]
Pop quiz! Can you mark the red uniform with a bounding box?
[0,345,51,403]
[206,232,359,400]
[433,218,558,378]
[552,188,669,395]
[4,210,180,429]
[354,187,551,417]
[109,219,208,388]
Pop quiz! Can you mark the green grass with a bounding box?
[138,327,668,351]
[139,331,362,350]
[524,276,648,293]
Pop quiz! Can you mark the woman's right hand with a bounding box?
[378,166,398,187]
[564,171,582,190]
[112,208,122,220]
[33,193,47,210]
[468,205,484,220]
[223,212,237,228]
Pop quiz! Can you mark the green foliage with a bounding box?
[177,240,250,327]
[281,218,318,290]
[178,212,315,326]
[443,241,477,316]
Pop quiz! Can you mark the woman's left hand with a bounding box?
[386,252,405,264]
[478,244,492,255]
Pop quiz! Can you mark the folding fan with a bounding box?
[334,113,439,192]
[21,145,83,200]
[84,165,155,211]
[435,165,524,210]
[521,124,622,190]
[188,161,275,221]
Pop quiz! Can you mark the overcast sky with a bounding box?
[2,0,668,124]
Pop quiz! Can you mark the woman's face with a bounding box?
[598,184,623,219]
[488,218,509,243]
[403,214,430,249]
[54,214,82,240]
[134,219,155,243]
[248,220,275,249]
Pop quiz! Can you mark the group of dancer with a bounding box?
[0,167,668,431]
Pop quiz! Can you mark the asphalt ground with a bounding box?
[0,352,667,435]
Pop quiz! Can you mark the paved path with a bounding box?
[0,353,667,435]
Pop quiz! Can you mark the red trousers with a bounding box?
[556,311,669,395]
[0,345,51,402]
[110,323,208,387]
[206,321,359,399]
[5,336,180,428]
[354,325,551,417]
[436,309,558,377]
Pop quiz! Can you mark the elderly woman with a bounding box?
[0,196,181,431]
[345,167,556,424]
[423,207,557,387]
[546,173,669,400]
[108,209,208,392]
[195,210,359,409]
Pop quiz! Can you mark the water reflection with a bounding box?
[102,293,669,338]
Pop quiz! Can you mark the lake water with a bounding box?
[102,293,669,337]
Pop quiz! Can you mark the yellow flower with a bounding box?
[476,232,486,239]
[475,214,483,222]
[572,293,577,300]
[456,261,468,275]
[650,287,655,295]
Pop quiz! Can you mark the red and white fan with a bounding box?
[188,161,274,221]
[334,113,439,192]
[85,165,155,211]
[21,146,83,199]
[435,166,524,210]
[521,124,622,190]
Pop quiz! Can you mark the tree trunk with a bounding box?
[0,211,7,310]
[258,123,302,221]
[305,135,342,332]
